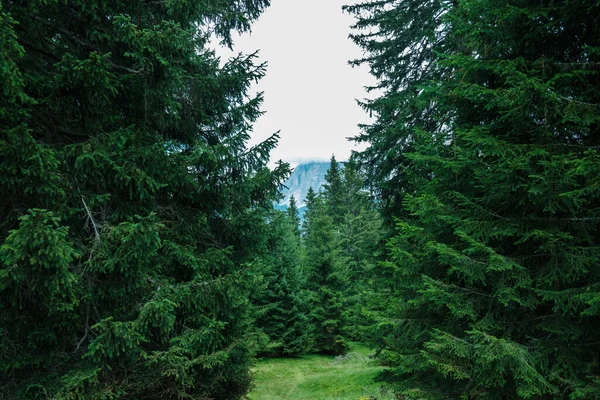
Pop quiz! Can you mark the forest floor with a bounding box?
[247,344,395,400]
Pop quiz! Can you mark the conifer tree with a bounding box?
[338,158,382,339]
[287,194,302,238]
[341,158,365,216]
[322,155,345,225]
[303,195,348,355]
[253,210,312,357]
[0,1,286,398]
[343,0,452,223]
[302,186,318,236]
[347,0,600,398]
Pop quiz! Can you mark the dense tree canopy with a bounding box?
[287,194,301,238]
[322,155,345,225]
[300,158,382,354]
[252,210,312,357]
[5,0,599,398]
[346,0,600,398]
[344,0,454,223]
[303,191,348,355]
[0,1,288,398]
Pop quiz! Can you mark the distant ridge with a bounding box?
[276,161,343,214]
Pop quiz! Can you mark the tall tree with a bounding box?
[348,0,600,398]
[253,210,312,357]
[338,157,383,340]
[343,0,454,224]
[302,186,318,237]
[322,155,345,225]
[303,195,348,355]
[0,1,287,398]
[287,194,301,238]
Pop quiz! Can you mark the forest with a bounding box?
[0,0,599,399]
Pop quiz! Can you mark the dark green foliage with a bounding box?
[337,158,382,340]
[0,1,288,398]
[287,194,302,238]
[303,186,318,236]
[301,161,383,352]
[322,155,345,225]
[338,158,382,274]
[343,0,453,224]
[253,211,313,357]
[303,194,348,355]
[347,0,600,398]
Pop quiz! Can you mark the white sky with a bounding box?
[216,0,374,166]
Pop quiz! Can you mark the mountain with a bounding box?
[276,161,345,218]
[279,162,330,208]
[275,161,346,223]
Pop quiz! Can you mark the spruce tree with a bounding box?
[347,0,600,398]
[287,194,302,238]
[338,158,382,340]
[303,195,348,355]
[0,1,286,398]
[322,155,345,225]
[302,186,318,236]
[253,210,312,357]
[343,0,452,223]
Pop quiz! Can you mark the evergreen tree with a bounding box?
[348,0,600,398]
[338,158,382,340]
[253,211,312,357]
[287,194,301,238]
[302,186,318,236]
[322,155,345,225]
[0,1,287,398]
[303,195,348,355]
[341,158,365,216]
[343,0,452,224]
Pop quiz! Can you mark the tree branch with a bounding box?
[27,13,145,74]
[82,196,101,242]
[73,302,91,352]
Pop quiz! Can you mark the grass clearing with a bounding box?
[247,344,394,400]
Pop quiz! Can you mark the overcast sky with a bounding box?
[216,0,374,166]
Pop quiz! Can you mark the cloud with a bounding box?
[214,0,375,166]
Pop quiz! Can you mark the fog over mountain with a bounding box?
[276,162,343,215]
[279,162,329,207]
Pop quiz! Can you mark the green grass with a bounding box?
[247,344,394,400]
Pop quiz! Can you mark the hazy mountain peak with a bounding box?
[278,161,342,208]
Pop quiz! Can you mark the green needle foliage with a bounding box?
[338,158,382,341]
[301,159,382,355]
[287,194,302,238]
[323,155,345,225]
[253,210,313,357]
[303,190,348,355]
[347,0,600,398]
[0,1,289,399]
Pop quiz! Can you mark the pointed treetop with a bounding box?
[287,194,301,238]
[305,186,317,210]
[323,154,345,224]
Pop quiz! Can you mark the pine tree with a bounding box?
[347,0,600,398]
[341,158,364,216]
[0,1,287,398]
[287,194,302,238]
[302,186,318,236]
[338,158,382,340]
[303,195,348,355]
[343,0,452,223]
[253,210,312,357]
[322,155,345,225]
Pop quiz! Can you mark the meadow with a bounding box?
[247,344,395,400]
